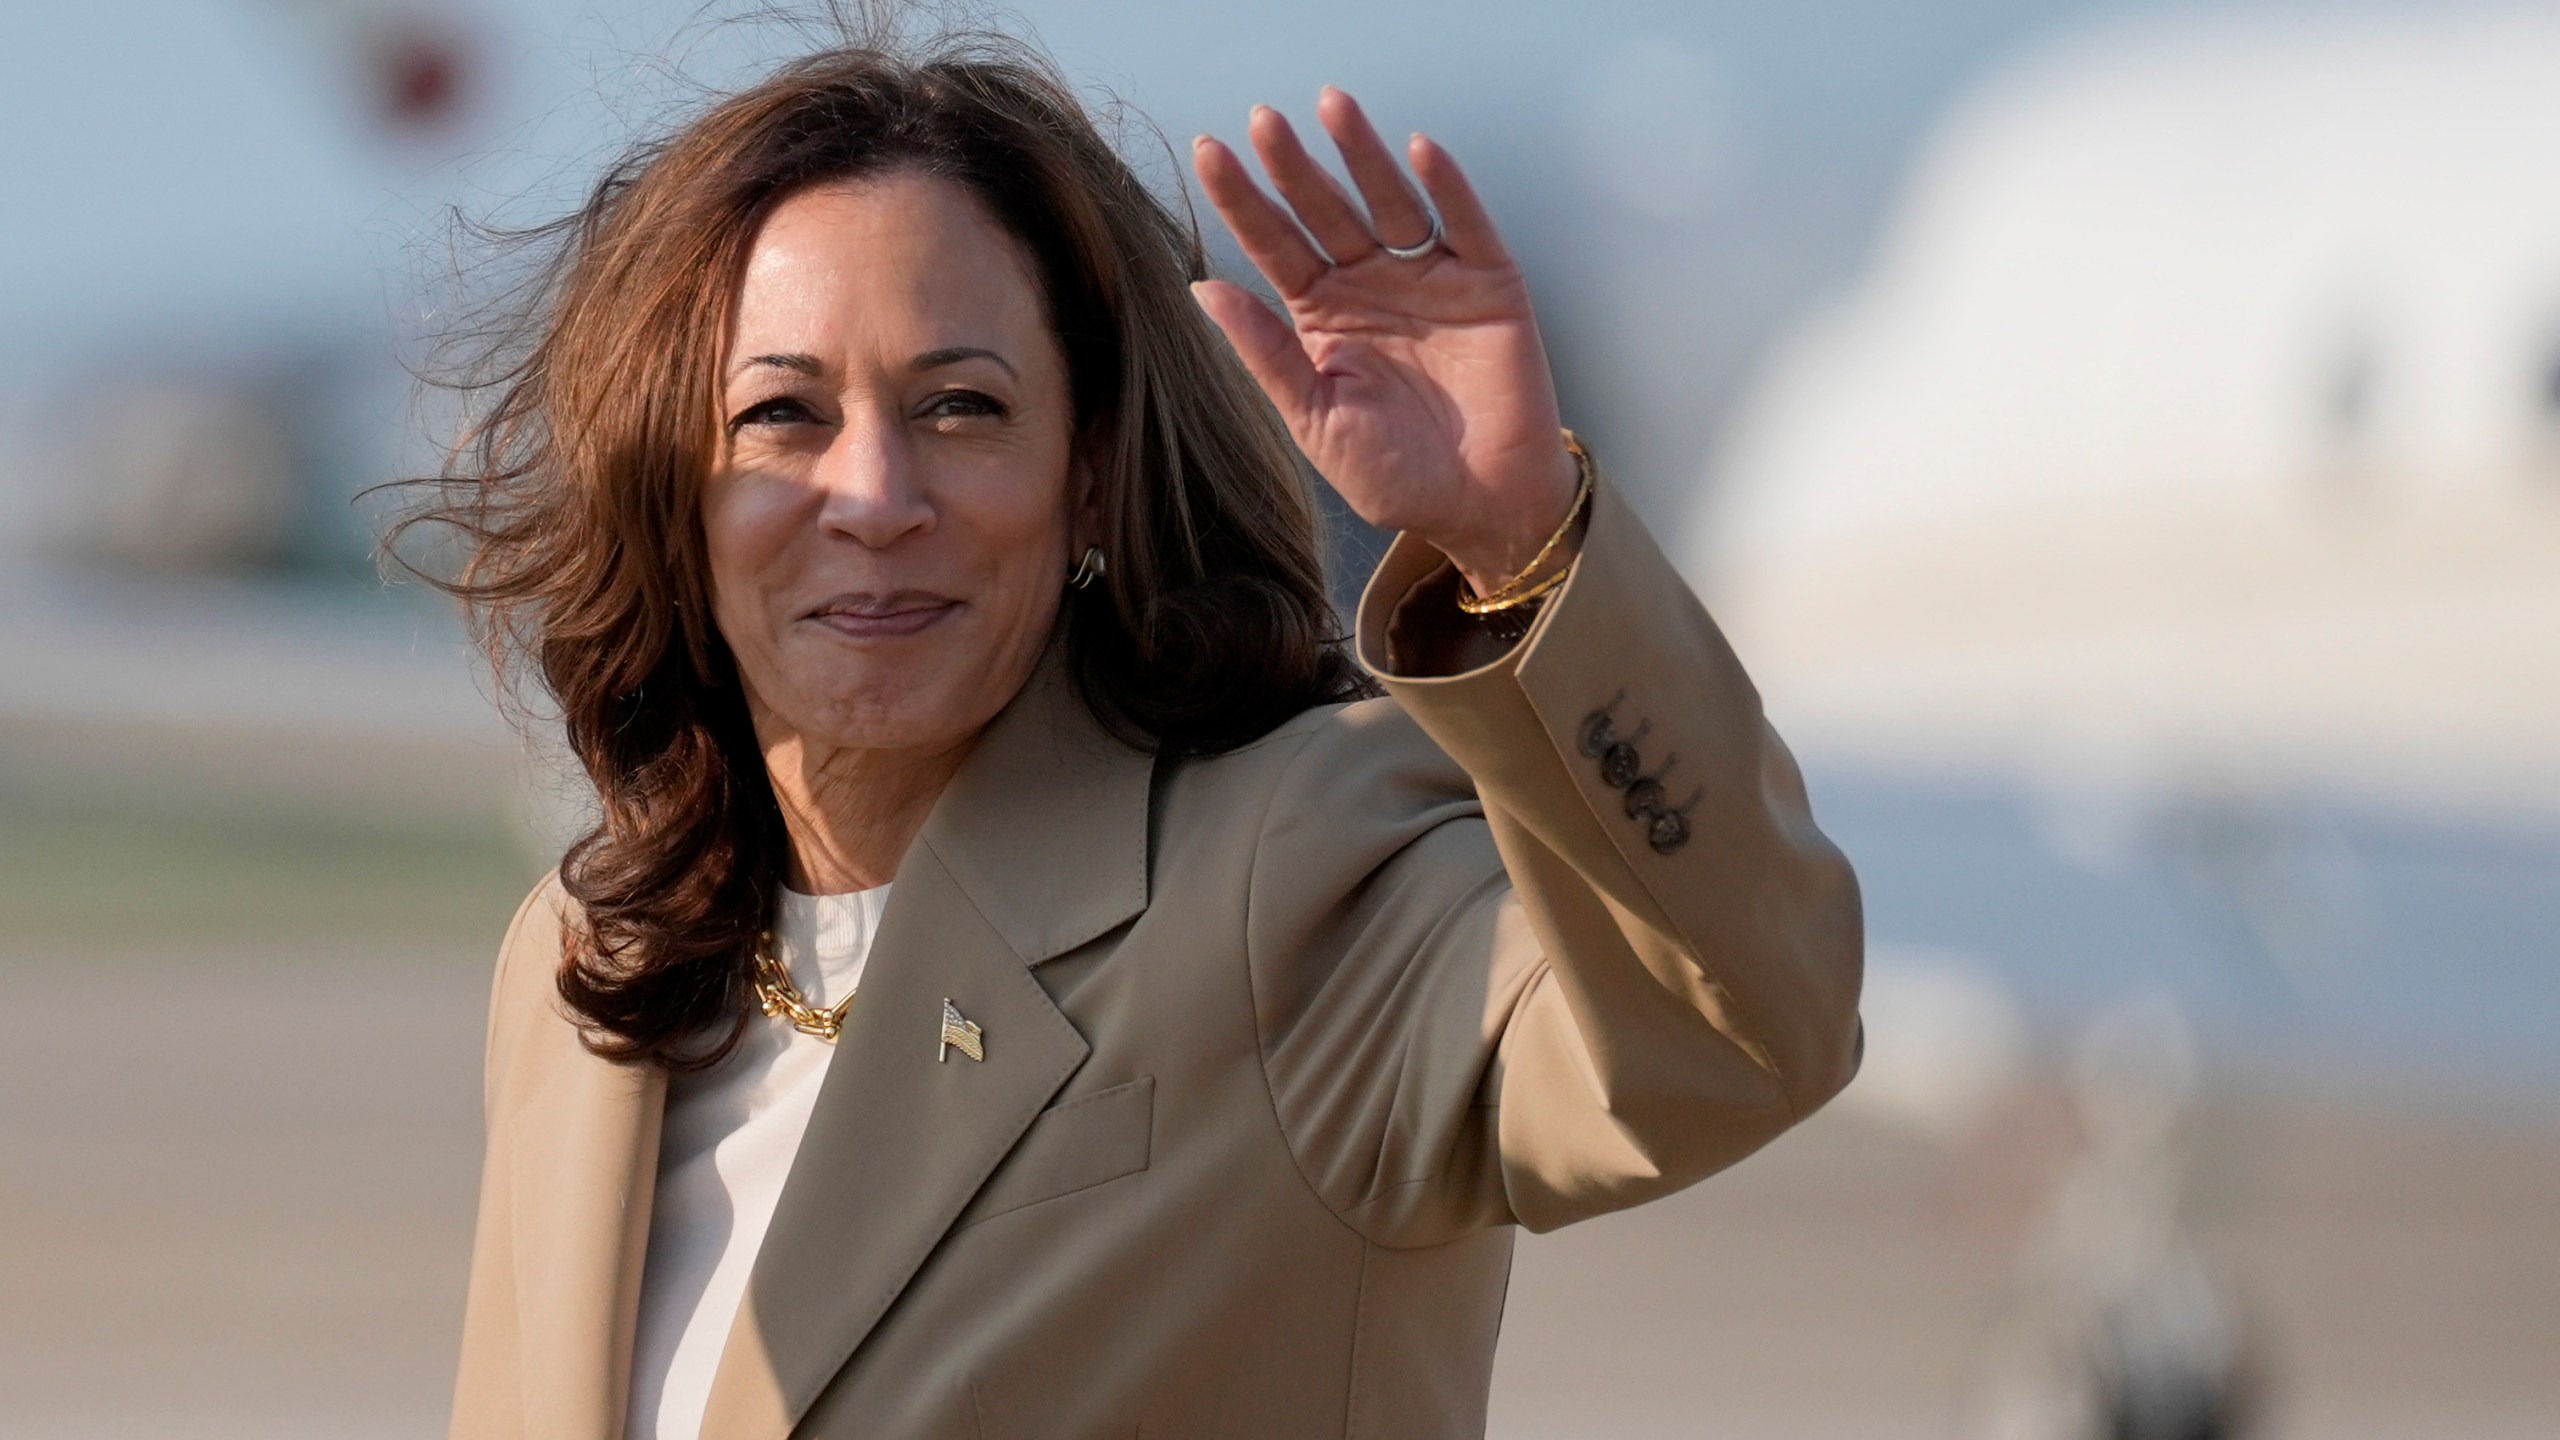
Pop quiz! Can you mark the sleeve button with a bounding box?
[1601,742,1642,789]
[1578,709,1617,758]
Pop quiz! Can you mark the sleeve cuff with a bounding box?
[1358,546,1536,681]
[1353,508,1586,687]
[1349,464,1757,865]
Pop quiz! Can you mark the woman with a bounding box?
[423,30,1862,1440]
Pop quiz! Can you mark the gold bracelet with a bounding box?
[1455,429,1594,615]
[1467,563,1571,614]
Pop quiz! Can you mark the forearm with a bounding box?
[1354,467,1866,1227]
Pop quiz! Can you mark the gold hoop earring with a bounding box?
[1068,545,1107,590]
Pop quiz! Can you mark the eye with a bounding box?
[919,389,1009,422]
[728,396,820,432]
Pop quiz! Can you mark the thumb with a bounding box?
[1191,280,1322,433]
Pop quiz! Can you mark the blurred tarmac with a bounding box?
[3,939,2553,1439]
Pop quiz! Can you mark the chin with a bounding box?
[797,654,1018,755]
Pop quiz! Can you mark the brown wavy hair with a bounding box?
[391,30,1371,1068]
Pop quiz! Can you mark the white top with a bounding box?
[625,883,892,1440]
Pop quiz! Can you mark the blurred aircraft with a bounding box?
[1699,1,2559,1091]
[1705,4,2560,828]
[1702,13,2560,1431]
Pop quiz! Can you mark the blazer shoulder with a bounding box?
[1203,698,1492,956]
[483,870,575,1103]
[1176,695,1480,840]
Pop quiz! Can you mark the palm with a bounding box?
[1192,91,1577,592]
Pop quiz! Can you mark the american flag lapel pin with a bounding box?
[938,998,985,1063]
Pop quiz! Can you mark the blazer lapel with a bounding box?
[697,649,1155,1440]
[509,1029,667,1439]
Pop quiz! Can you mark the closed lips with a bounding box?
[807,593,959,638]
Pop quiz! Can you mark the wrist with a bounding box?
[1448,520,1584,614]
[1439,443,1583,596]
[1444,430,1593,612]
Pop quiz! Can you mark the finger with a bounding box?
[1409,133,1513,268]
[1316,87,1434,254]
[1191,279,1324,431]
[1248,104,1380,265]
[1191,135,1329,298]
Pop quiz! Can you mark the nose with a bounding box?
[810,409,935,549]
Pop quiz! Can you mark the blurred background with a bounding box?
[1,1,2553,1437]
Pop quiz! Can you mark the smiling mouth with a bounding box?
[805,593,960,640]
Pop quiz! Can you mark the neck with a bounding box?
[761,729,974,893]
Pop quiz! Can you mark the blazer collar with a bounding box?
[697,640,1155,1440]
[915,639,1156,965]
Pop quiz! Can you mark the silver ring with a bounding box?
[1378,210,1442,261]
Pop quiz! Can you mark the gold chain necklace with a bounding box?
[752,943,854,1044]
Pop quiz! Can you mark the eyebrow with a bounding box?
[728,347,1019,381]
[913,345,1017,379]
[733,351,824,379]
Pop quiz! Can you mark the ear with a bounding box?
[1067,428,1107,551]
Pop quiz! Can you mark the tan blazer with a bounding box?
[449,475,1864,1440]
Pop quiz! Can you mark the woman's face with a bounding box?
[706,171,1082,761]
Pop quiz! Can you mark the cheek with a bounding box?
[699,472,803,647]
[954,460,1075,614]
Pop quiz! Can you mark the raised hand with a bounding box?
[1190,88,1581,601]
